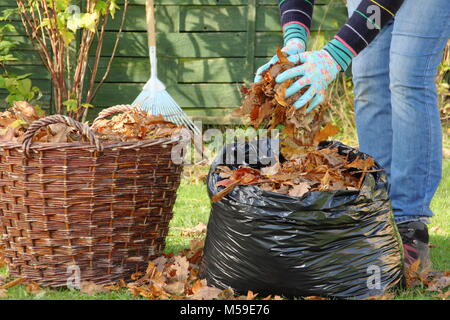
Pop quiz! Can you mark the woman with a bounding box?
[255,0,449,270]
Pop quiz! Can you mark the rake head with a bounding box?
[133,89,200,135]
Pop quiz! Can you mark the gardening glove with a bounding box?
[254,37,306,83]
[275,39,355,112]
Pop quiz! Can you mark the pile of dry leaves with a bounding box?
[404,259,450,300]
[88,239,282,300]
[0,101,84,143]
[0,102,181,144]
[0,101,50,143]
[91,109,182,142]
[213,149,375,202]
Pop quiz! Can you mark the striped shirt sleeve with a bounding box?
[278,0,315,46]
[324,0,404,71]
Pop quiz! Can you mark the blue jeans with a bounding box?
[346,0,450,224]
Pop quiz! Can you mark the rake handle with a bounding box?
[146,0,156,47]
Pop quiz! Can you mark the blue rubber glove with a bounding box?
[254,38,306,83]
[275,49,341,112]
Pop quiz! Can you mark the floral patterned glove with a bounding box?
[254,38,306,83]
[275,49,341,112]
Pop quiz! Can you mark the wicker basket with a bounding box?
[0,105,186,287]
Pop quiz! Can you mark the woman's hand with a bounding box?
[275,49,341,112]
[254,38,306,83]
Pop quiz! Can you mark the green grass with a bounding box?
[1,161,449,300]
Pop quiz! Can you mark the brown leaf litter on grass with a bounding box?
[404,259,450,300]
[122,239,282,301]
[25,282,43,295]
[80,281,111,296]
[182,164,210,184]
[172,222,207,237]
[0,277,28,297]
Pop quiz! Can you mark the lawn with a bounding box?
[0,160,448,300]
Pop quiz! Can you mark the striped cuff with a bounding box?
[323,37,356,72]
[283,23,309,47]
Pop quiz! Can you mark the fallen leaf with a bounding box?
[313,124,340,143]
[246,290,259,300]
[170,256,190,282]
[165,281,186,296]
[25,282,42,295]
[426,276,450,292]
[437,291,450,300]
[173,222,207,237]
[345,157,375,171]
[261,161,281,176]
[80,281,110,296]
[404,259,421,288]
[288,182,310,197]
[217,287,235,300]
[191,279,205,294]
[0,277,26,290]
[190,286,222,300]
[304,296,330,300]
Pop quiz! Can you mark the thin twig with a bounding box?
[88,0,129,107]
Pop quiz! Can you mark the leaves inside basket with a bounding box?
[91,109,182,142]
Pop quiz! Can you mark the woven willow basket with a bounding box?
[0,105,187,287]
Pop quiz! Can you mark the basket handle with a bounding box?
[91,104,138,129]
[22,115,102,157]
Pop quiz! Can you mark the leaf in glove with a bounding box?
[235,48,339,152]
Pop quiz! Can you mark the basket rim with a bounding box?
[0,134,187,152]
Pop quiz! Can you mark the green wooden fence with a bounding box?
[0,0,348,123]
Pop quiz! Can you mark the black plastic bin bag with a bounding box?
[200,139,404,299]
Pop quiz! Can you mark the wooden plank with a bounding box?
[178,57,269,82]
[105,5,179,32]
[180,6,247,32]
[5,50,44,65]
[104,4,347,32]
[91,83,243,109]
[89,56,177,83]
[98,31,248,58]
[90,57,269,83]
[180,5,345,32]
[255,30,335,56]
[178,58,244,83]
[99,30,331,58]
[88,57,265,84]
[4,65,50,80]
[257,5,347,32]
